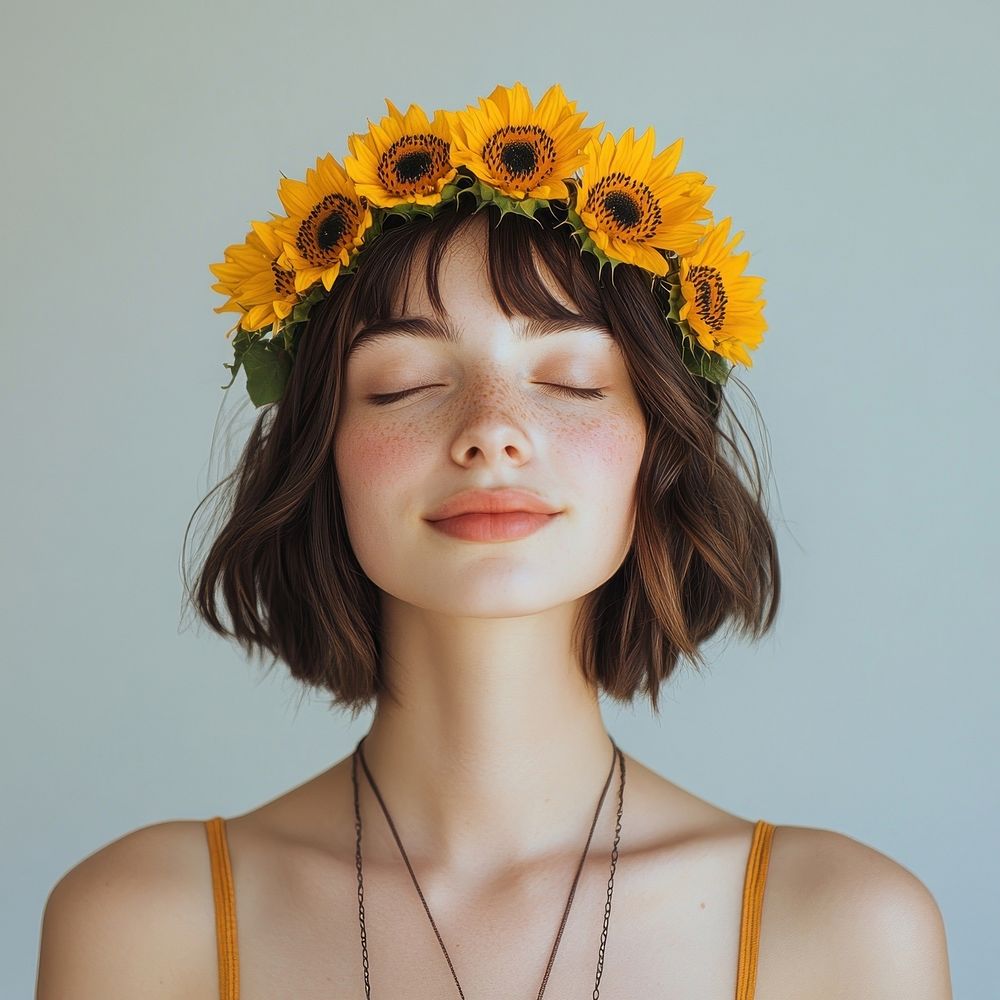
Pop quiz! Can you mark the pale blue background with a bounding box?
[3,0,996,996]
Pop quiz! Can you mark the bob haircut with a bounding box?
[184,193,780,719]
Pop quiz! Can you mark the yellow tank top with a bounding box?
[205,815,776,1000]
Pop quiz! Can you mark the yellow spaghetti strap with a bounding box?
[735,819,776,1000]
[205,817,240,1000]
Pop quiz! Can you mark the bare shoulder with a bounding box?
[764,824,953,999]
[36,819,219,1000]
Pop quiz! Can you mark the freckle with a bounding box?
[700,901,706,909]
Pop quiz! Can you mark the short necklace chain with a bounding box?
[351,733,626,1000]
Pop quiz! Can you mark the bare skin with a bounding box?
[36,756,953,999]
[209,752,764,999]
[36,215,952,998]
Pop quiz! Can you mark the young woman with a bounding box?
[36,85,952,1000]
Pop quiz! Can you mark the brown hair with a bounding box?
[183,194,780,719]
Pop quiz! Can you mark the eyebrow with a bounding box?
[346,314,614,359]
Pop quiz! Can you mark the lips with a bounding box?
[426,510,560,542]
[424,487,562,521]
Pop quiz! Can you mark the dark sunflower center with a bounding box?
[500,141,537,177]
[317,211,347,252]
[394,150,433,183]
[602,191,641,229]
[690,264,728,332]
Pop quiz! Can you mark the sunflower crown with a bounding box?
[210,82,768,407]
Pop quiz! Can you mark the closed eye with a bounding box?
[366,384,608,406]
[547,384,607,400]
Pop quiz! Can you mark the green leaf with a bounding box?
[221,358,241,390]
[220,327,260,389]
[279,321,297,351]
[240,336,292,406]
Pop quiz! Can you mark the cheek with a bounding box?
[556,413,645,479]
[555,414,645,542]
[336,418,429,496]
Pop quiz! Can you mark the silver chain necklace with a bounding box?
[351,732,626,1000]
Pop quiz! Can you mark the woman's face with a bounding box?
[333,215,647,618]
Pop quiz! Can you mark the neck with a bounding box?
[354,595,618,878]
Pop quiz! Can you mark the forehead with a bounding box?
[345,210,619,361]
[394,212,577,318]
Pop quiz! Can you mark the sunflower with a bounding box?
[273,153,373,294]
[345,98,458,208]
[574,128,715,277]
[447,81,602,201]
[209,217,300,335]
[677,216,767,367]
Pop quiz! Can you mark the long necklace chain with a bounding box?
[351,733,626,1000]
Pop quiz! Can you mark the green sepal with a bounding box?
[379,199,439,223]
[484,188,542,222]
[445,176,549,225]
[679,335,732,386]
[437,170,477,207]
[660,271,687,325]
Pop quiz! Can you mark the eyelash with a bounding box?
[367,384,608,406]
